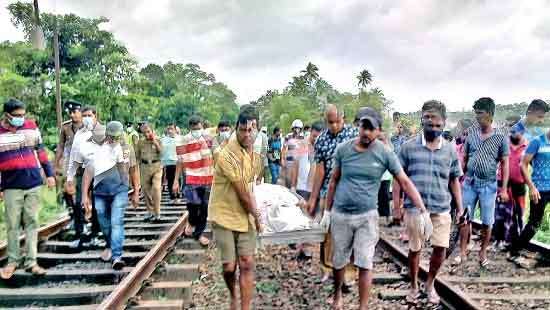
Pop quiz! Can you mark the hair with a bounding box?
[505,115,521,124]
[82,106,97,115]
[422,100,447,120]
[218,120,231,128]
[325,104,344,119]
[303,125,311,131]
[140,123,151,132]
[166,123,176,129]
[273,126,280,134]
[4,98,25,114]
[188,115,202,127]
[311,120,325,132]
[473,97,495,116]
[237,106,258,127]
[393,111,400,119]
[527,99,549,114]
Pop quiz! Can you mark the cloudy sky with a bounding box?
[1,0,550,112]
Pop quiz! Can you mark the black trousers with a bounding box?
[510,191,550,255]
[164,165,178,199]
[378,180,391,217]
[186,186,210,239]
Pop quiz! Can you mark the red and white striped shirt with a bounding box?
[176,132,214,185]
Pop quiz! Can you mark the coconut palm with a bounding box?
[357,69,373,90]
[301,62,320,83]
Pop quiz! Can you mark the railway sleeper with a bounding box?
[2,266,131,287]
[0,284,115,307]
[125,216,180,224]
[39,239,158,253]
[36,251,147,267]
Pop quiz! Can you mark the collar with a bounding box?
[420,134,443,150]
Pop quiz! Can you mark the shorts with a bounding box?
[212,222,257,263]
[406,211,451,251]
[331,209,379,270]
[463,180,498,226]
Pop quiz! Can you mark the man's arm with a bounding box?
[521,153,540,204]
[325,166,341,211]
[290,155,300,191]
[393,171,426,212]
[55,129,66,173]
[308,163,324,211]
[280,142,288,167]
[81,165,93,220]
[499,156,510,200]
[449,177,463,219]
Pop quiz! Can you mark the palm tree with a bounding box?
[301,62,320,83]
[357,69,373,90]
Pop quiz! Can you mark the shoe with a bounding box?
[198,235,210,246]
[143,214,154,222]
[26,264,46,276]
[0,263,18,280]
[101,249,112,262]
[89,237,106,248]
[68,239,83,250]
[508,255,532,269]
[151,216,162,223]
[112,258,125,270]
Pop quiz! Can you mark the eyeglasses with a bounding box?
[9,112,25,118]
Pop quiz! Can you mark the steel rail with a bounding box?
[378,236,482,310]
[98,212,188,310]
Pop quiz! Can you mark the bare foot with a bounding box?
[331,293,343,310]
[229,298,238,310]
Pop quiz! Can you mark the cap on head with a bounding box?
[291,119,304,129]
[106,121,124,137]
[356,107,383,129]
[64,100,82,112]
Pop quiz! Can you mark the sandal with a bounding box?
[26,264,46,276]
[479,258,490,268]
[406,289,422,304]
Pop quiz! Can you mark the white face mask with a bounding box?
[191,129,203,139]
[220,131,231,141]
[83,116,94,129]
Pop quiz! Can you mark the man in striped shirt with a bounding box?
[173,115,214,246]
[458,97,510,268]
[0,99,54,279]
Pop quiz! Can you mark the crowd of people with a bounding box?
[0,96,548,310]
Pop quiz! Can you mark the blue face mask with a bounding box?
[83,116,94,129]
[9,116,24,127]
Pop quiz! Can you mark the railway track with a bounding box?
[0,192,207,310]
[380,223,550,310]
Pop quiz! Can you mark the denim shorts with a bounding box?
[331,209,379,270]
[463,180,498,226]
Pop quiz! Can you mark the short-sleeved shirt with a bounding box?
[284,133,307,166]
[208,136,262,232]
[160,135,178,166]
[314,125,358,197]
[333,139,402,214]
[525,134,550,192]
[59,121,84,170]
[399,135,462,213]
[267,137,282,165]
[135,137,162,163]
[390,134,407,154]
[498,140,527,184]
[464,124,509,186]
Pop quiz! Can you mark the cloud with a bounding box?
[2,0,550,111]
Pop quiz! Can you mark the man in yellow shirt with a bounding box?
[209,107,262,310]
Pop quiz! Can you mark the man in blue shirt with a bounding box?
[508,127,550,267]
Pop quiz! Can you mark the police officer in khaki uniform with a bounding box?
[54,100,84,214]
[135,123,163,221]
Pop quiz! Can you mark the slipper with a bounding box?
[426,289,441,304]
[406,290,422,304]
[198,235,210,246]
[479,258,490,268]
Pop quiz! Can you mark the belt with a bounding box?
[141,159,160,165]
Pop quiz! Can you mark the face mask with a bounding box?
[92,133,106,144]
[191,129,203,139]
[9,116,24,127]
[126,127,133,133]
[424,127,443,142]
[83,116,94,129]
[220,131,231,141]
[510,136,522,145]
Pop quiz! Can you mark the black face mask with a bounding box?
[510,136,522,145]
[424,127,443,142]
[455,137,464,145]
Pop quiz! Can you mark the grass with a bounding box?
[0,187,65,242]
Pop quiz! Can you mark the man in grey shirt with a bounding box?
[324,107,427,309]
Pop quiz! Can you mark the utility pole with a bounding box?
[31,0,45,50]
[53,16,62,129]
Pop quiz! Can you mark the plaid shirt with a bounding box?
[399,135,462,213]
[314,125,358,197]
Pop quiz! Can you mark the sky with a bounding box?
[1,0,550,112]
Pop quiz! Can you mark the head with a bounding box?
[525,99,549,126]
[188,115,203,131]
[310,120,324,142]
[473,97,495,127]
[261,126,267,135]
[272,126,281,138]
[356,107,383,147]
[3,98,26,127]
[235,107,258,148]
[81,107,98,129]
[91,124,106,144]
[64,100,82,123]
[505,115,521,129]
[126,122,134,133]
[393,112,400,123]
[509,122,525,145]
[421,100,447,142]
[325,104,344,135]
[166,123,176,137]
[378,131,389,145]
[217,120,232,141]
[291,119,304,135]
[105,121,123,144]
[141,123,154,140]
[395,122,404,135]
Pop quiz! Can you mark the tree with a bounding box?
[301,62,319,84]
[357,69,373,90]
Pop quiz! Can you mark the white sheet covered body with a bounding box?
[254,183,315,234]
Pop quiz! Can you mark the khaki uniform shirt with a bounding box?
[135,138,162,164]
[59,120,83,170]
[208,136,262,232]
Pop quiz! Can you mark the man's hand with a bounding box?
[172,180,180,197]
[456,207,466,225]
[46,177,56,189]
[82,196,92,221]
[254,215,263,234]
[0,191,3,201]
[499,190,510,203]
[320,210,331,233]
[131,191,140,208]
[529,185,541,205]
